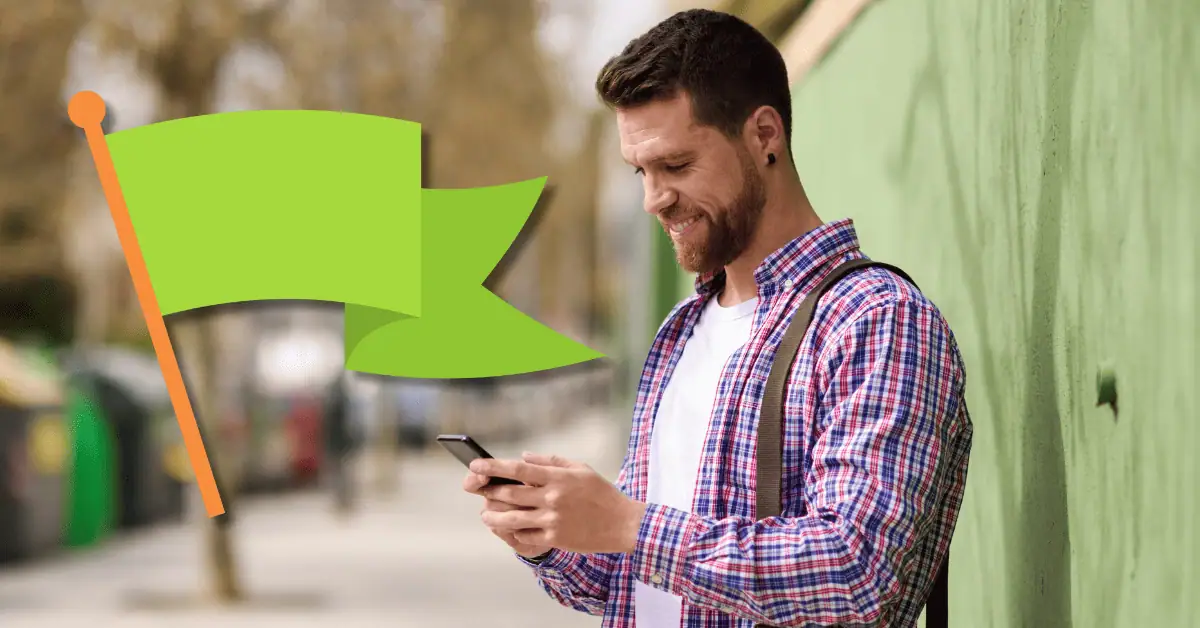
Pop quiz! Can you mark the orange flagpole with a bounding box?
[68,90,225,517]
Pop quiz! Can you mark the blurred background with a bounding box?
[0,0,1196,626]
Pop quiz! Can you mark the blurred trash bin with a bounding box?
[62,380,117,548]
[60,347,188,529]
[0,340,70,564]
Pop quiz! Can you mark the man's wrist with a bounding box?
[521,549,553,564]
[516,548,560,569]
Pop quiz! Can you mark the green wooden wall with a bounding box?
[788,0,1199,626]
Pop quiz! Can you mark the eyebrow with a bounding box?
[629,150,696,168]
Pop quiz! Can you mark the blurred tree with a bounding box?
[85,0,429,579]
[545,109,606,345]
[88,0,278,604]
[427,0,556,306]
[426,0,563,437]
[249,0,422,117]
[91,0,257,119]
[330,2,421,119]
[171,310,245,602]
[576,110,608,344]
[716,0,811,42]
[0,0,89,345]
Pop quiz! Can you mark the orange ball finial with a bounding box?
[68,91,107,129]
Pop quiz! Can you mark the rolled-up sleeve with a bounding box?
[521,548,620,616]
[519,458,640,615]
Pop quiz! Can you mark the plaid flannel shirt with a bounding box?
[523,219,973,627]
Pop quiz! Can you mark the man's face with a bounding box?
[617,92,766,275]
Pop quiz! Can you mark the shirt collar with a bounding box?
[693,218,863,298]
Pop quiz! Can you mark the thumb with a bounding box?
[522,452,578,468]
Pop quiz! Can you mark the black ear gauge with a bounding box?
[767,153,776,165]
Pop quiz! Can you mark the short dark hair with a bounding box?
[595,9,792,144]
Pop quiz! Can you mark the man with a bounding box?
[323,372,357,515]
[463,9,972,627]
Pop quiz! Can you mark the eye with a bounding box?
[664,162,691,173]
[634,167,645,176]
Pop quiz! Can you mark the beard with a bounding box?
[663,150,767,275]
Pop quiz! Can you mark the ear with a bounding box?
[743,105,786,165]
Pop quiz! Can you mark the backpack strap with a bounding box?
[755,258,948,628]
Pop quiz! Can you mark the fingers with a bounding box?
[512,528,551,547]
[481,508,543,531]
[462,472,490,495]
[521,452,580,469]
[470,458,551,486]
[491,527,546,556]
[482,498,522,512]
[482,485,543,508]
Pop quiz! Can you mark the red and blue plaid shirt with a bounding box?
[525,219,973,627]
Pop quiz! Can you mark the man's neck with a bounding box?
[718,181,822,307]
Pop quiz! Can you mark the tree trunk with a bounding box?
[173,315,239,601]
[170,313,244,603]
[138,1,243,602]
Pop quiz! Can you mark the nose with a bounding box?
[642,175,676,216]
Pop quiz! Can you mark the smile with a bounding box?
[667,216,700,235]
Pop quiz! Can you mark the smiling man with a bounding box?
[463,9,973,628]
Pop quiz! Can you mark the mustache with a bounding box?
[659,206,703,223]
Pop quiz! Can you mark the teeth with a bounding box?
[669,217,698,234]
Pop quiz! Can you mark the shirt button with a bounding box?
[783,278,794,290]
[650,573,664,585]
[721,606,735,613]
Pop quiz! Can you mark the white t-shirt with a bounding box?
[635,294,758,627]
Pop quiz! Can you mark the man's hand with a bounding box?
[472,453,647,555]
[463,470,551,558]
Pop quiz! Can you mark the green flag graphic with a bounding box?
[106,110,604,378]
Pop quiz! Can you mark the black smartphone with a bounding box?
[436,434,523,486]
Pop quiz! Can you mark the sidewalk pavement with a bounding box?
[0,409,628,627]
